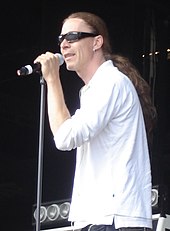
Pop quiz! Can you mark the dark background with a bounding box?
[0,0,170,230]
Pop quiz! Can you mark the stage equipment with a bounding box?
[32,199,71,230]
[152,185,168,216]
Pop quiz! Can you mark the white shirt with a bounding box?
[54,60,152,229]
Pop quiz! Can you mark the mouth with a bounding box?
[64,53,75,61]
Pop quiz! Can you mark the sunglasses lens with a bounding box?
[58,35,64,44]
[65,32,79,42]
[58,32,79,45]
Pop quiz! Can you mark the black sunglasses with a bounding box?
[58,31,98,45]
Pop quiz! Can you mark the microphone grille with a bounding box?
[55,53,64,66]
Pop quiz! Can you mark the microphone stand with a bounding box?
[35,75,46,231]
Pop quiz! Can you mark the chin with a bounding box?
[66,63,75,71]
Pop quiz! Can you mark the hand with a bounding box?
[34,51,60,82]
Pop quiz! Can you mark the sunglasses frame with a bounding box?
[58,31,98,45]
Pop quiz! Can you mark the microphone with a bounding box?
[17,53,64,76]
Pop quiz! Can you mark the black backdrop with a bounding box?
[0,0,170,230]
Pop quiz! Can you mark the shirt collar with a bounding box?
[80,60,113,95]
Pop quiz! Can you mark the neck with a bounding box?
[77,56,106,85]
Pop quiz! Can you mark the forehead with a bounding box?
[61,18,90,34]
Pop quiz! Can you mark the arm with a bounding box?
[34,52,70,136]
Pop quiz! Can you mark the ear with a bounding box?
[93,35,103,51]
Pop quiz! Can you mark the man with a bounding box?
[35,11,157,231]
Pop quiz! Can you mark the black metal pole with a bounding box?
[35,76,46,231]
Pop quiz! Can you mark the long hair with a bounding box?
[64,11,157,151]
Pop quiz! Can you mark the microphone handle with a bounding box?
[17,63,41,76]
[17,53,64,76]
